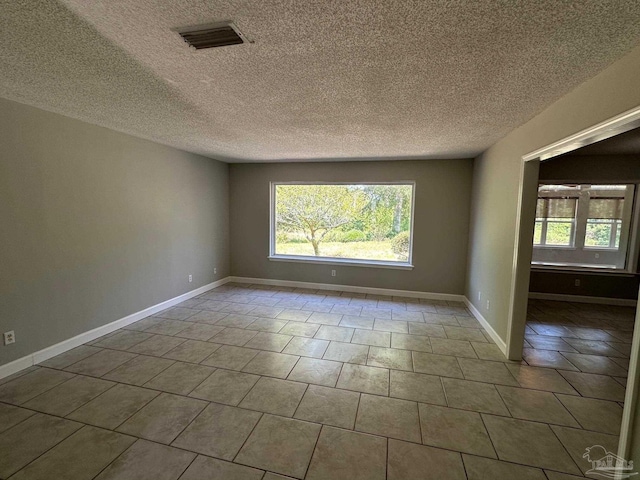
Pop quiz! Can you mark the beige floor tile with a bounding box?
[423,313,460,326]
[240,377,307,416]
[524,335,578,353]
[174,323,224,341]
[200,344,259,370]
[235,414,321,478]
[144,362,214,395]
[277,309,313,322]
[242,351,300,378]
[496,386,579,426]
[463,455,547,480]
[94,439,195,480]
[216,314,259,328]
[23,375,114,416]
[294,385,360,429]
[306,426,386,480]
[458,358,519,386]
[506,364,578,394]
[0,366,38,386]
[412,351,464,378]
[543,472,590,480]
[390,332,432,352]
[244,331,293,352]
[444,326,488,342]
[551,425,620,476]
[67,383,159,429]
[337,363,389,395]
[0,413,82,478]
[419,403,496,457]
[522,348,579,370]
[0,403,34,434]
[483,415,581,474]
[0,367,76,404]
[189,368,259,405]
[408,322,447,337]
[283,336,330,358]
[117,392,207,444]
[187,310,229,324]
[367,346,413,371]
[323,341,369,364]
[556,394,624,434]
[560,352,628,376]
[279,321,320,337]
[221,303,257,315]
[430,338,478,358]
[127,335,186,356]
[10,426,135,480]
[442,378,509,415]
[559,371,626,401]
[210,327,258,346]
[249,306,284,318]
[39,345,103,368]
[355,393,421,442]
[179,455,264,480]
[391,310,425,322]
[154,307,197,321]
[162,339,221,363]
[315,325,355,342]
[373,319,408,333]
[340,315,375,329]
[287,357,343,387]
[363,307,392,319]
[390,370,446,405]
[93,331,153,351]
[388,439,467,480]
[104,355,175,386]
[144,319,192,336]
[307,312,343,326]
[563,338,625,357]
[351,329,390,347]
[471,342,507,361]
[172,403,261,460]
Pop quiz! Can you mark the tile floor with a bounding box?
[0,285,635,479]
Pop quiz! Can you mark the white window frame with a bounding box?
[268,181,416,270]
[532,183,637,271]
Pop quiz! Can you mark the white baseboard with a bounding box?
[529,292,638,307]
[0,277,231,380]
[228,276,465,302]
[463,297,508,356]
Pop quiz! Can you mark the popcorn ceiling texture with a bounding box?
[2,0,640,162]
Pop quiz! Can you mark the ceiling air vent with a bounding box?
[176,22,247,50]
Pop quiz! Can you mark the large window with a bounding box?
[532,184,636,270]
[270,183,414,267]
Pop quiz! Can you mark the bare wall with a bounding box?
[0,98,229,367]
[229,160,473,294]
[466,43,640,341]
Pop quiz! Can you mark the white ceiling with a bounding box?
[2,1,640,162]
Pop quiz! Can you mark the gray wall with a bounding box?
[229,160,473,294]
[531,154,640,299]
[0,98,229,367]
[465,43,640,341]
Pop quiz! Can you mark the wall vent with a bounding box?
[176,22,247,50]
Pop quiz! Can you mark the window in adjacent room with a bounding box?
[270,183,415,267]
[531,184,636,270]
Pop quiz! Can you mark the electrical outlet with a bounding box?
[214,268,217,274]
[331,270,336,277]
[574,279,581,287]
[595,253,600,259]
[188,275,193,283]
[486,300,490,311]
[3,331,15,346]
[477,291,481,301]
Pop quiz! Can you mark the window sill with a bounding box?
[531,264,636,276]
[268,255,414,270]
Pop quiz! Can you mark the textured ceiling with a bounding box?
[2,1,640,162]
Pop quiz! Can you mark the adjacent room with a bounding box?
[2,1,640,479]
